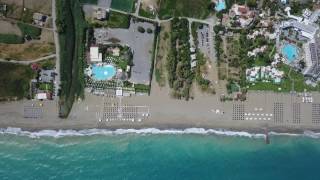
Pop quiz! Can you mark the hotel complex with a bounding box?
[279,8,320,86]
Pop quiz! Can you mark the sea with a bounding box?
[0,128,320,180]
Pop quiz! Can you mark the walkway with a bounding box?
[0,54,56,65]
[52,0,61,97]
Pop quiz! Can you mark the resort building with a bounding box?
[278,8,320,86]
[36,93,49,100]
[93,20,155,85]
[229,4,255,27]
[112,47,120,57]
[90,46,102,62]
[246,66,284,84]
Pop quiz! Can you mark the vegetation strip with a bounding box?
[56,0,86,117]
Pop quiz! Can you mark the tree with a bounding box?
[246,0,257,8]
[147,28,153,34]
[137,26,145,33]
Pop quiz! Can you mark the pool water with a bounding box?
[92,64,116,81]
[215,0,226,12]
[282,44,298,63]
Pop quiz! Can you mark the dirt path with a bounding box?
[0,54,56,64]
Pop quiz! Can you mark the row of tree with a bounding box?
[56,0,87,118]
[167,18,193,100]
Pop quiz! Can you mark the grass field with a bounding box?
[0,34,24,44]
[17,22,41,39]
[158,0,211,19]
[0,42,55,60]
[108,11,130,28]
[111,0,135,12]
[0,62,35,100]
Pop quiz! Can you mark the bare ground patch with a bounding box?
[24,0,52,15]
[0,20,22,35]
[141,0,158,10]
[40,29,54,43]
[0,42,55,60]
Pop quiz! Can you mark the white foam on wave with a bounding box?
[0,127,319,139]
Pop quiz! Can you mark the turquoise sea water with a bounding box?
[282,44,298,63]
[0,131,320,179]
[92,64,116,81]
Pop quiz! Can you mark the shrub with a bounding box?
[147,28,153,34]
[137,26,145,33]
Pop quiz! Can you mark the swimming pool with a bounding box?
[215,0,226,12]
[282,44,298,63]
[92,64,116,81]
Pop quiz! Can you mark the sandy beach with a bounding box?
[1,77,320,134]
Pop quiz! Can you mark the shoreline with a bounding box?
[1,126,319,139]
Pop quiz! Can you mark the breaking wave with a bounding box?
[0,127,319,139]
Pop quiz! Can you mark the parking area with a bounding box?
[196,24,214,60]
[94,20,155,85]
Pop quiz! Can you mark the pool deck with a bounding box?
[281,43,302,64]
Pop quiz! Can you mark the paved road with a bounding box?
[134,0,142,16]
[0,54,56,65]
[52,0,61,98]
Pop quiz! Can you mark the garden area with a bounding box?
[103,45,133,72]
[158,0,212,19]
[107,11,130,29]
[166,18,193,100]
[111,0,135,13]
[0,62,35,100]
[248,64,320,92]
[0,22,41,44]
[17,22,42,39]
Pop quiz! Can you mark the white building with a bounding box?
[90,47,102,62]
[36,93,48,100]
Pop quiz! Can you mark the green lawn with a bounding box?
[248,64,319,92]
[0,34,24,44]
[79,0,98,4]
[108,11,130,28]
[39,83,53,91]
[0,62,35,100]
[17,22,41,39]
[111,0,135,13]
[134,84,150,93]
[158,0,211,19]
[138,7,156,19]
